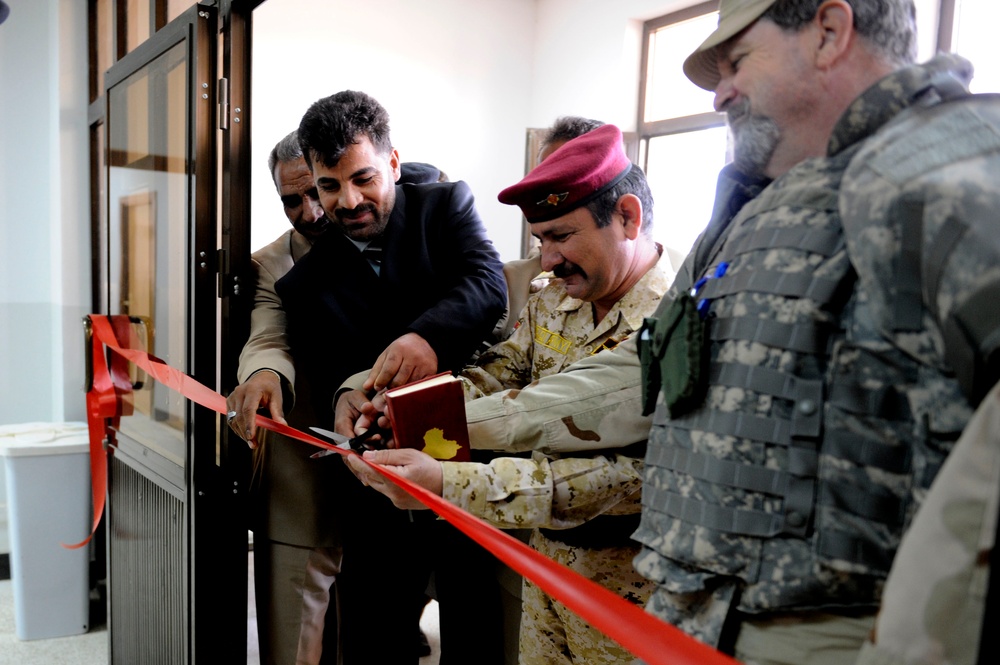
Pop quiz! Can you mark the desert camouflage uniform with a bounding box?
[634,53,1000,654]
[448,257,671,664]
[855,382,999,665]
[464,333,649,455]
[460,256,673,400]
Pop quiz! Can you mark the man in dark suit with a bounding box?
[226,128,453,664]
[277,90,507,665]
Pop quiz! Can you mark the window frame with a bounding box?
[636,1,961,156]
[635,0,725,174]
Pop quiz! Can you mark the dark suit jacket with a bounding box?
[244,165,464,550]
[276,179,507,425]
[276,179,507,663]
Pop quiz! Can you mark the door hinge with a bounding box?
[218,77,229,130]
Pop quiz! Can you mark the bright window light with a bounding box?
[644,12,718,122]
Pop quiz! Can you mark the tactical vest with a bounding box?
[636,111,980,612]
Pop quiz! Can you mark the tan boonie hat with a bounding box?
[683,0,779,91]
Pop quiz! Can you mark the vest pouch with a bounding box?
[641,293,709,419]
[639,316,661,416]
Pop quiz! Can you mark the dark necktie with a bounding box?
[362,244,382,274]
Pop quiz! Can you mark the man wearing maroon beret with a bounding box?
[347,123,674,664]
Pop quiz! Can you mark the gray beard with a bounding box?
[728,102,781,177]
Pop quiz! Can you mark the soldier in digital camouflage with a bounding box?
[628,2,1000,663]
[347,124,674,665]
[358,1,1000,664]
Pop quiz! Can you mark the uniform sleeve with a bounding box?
[459,302,537,400]
[237,256,297,391]
[440,452,644,530]
[463,335,650,455]
[857,382,1000,665]
[840,98,1000,407]
[921,188,1000,404]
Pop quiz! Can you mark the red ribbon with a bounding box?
[70,323,116,548]
[82,313,736,665]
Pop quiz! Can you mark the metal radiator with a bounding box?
[108,455,186,663]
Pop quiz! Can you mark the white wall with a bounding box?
[528,0,693,130]
[250,0,538,261]
[0,0,90,554]
[0,0,89,426]
[249,0,700,261]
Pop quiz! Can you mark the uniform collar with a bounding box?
[555,251,673,332]
[828,53,974,157]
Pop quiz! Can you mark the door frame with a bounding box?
[98,3,252,660]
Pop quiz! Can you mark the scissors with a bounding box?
[309,425,389,458]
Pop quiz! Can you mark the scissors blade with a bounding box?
[309,426,351,458]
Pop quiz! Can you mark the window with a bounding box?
[637,3,725,268]
[636,0,997,270]
[88,0,204,310]
[944,0,1000,93]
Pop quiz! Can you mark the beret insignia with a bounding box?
[537,192,569,207]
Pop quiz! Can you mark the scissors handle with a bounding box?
[350,425,389,451]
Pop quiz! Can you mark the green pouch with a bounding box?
[639,293,708,418]
[638,316,661,416]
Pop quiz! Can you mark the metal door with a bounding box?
[101,4,248,661]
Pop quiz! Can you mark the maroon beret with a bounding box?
[499,124,632,223]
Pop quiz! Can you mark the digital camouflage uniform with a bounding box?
[465,54,1000,663]
[634,53,1000,653]
[855,382,999,665]
[448,258,672,664]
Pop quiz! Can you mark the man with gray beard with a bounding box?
[723,97,780,176]
[631,1,1000,661]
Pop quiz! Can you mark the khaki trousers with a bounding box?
[253,539,342,665]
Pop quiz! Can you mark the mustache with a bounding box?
[552,262,583,279]
[726,98,751,126]
[335,203,377,222]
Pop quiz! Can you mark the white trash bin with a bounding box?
[0,422,92,640]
